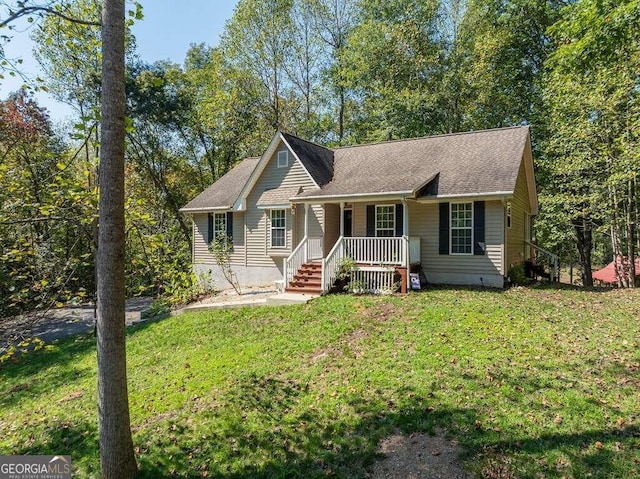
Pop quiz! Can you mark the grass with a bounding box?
[1,285,639,478]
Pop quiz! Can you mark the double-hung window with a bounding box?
[450,202,473,254]
[375,205,395,237]
[270,209,286,247]
[213,212,227,241]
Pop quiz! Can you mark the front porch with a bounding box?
[284,235,411,295]
[284,200,415,294]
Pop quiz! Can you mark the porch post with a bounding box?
[402,198,409,269]
[402,198,409,237]
[340,202,345,237]
[304,203,309,238]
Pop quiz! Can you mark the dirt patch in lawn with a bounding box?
[367,431,471,479]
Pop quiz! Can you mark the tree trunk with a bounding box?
[627,178,635,287]
[96,0,137,478]
[575,216,593,287]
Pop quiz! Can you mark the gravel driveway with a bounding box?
[0,297,154,351]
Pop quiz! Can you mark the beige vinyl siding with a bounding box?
[323,204,340,255]
[409,200,504,276]
[245,143,322,266]
[506,161,531,268]
[192,212,246,265]
[353,203,367,236]
[294,204,325,243]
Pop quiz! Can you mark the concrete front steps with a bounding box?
[285,261,323,294]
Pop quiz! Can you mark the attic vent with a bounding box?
[277,150,288,168]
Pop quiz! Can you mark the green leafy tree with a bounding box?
[221,0,296,131]
[0,90,94,318]
[539,0,640,286]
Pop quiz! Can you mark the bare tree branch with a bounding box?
[0,4,100,28]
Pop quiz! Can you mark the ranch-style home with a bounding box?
[180,126,546,293]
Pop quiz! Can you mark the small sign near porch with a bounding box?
[409,273,421,290]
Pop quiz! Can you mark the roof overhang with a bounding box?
[292,173,438,204]
[415,191,514,203]
[179,206,232,213]
[523,133,539,215]
[257,204,292,209]
[291,190,415,204]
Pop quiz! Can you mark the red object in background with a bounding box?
[592,257,640,284]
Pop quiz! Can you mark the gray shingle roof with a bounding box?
[182,127,530,211]
[256,186,301,207]
[294,126,530,200]
[180,157,260,211]
[281,132,334,186]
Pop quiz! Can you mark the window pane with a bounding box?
[272,229,285,247]
[375,205,395,237]
[214,213,226,239]
[450,203,472,254]
[271,210,285,228]
[270,209,286,247]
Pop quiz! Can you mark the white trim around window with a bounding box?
[270,209,286,248]
[375,204,395,237]
[450,202,473,255]
[277,150,288,168]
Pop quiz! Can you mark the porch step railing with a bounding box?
[321,236,409,293]
[322,236,344,293]
[525,241,559,281]
[285,236,323,288]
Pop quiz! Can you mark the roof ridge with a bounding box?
[334,125,529,150]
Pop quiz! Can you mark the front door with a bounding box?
[343,209,353,237]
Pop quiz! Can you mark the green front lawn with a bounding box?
[1,286,639,478]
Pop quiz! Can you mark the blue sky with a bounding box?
[0,0,239,121]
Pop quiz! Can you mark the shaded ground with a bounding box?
[0,297,153,350]
[368,432,471,479]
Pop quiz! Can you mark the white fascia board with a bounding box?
[279,135,320,188]
[256,204,292,210]
[291,190,414,203]
[179,206,232,213]
[415,192,513,203]
[523,133,539,215]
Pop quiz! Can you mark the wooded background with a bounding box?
[1,0,638,316]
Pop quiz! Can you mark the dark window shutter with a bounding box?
[395,203,404,237]
[226,211,233,242]
[207,213,214,244]
[474,201,485,255]
[439,202,449,255]
[366,205,375,237]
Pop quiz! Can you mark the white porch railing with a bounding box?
[307,237,323,260]
[285,237,307,288]
[322,236,344,292]
[343,236,407,265]
[321,236,409,293]
[284,236,323,288]
[525,241,559,281]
